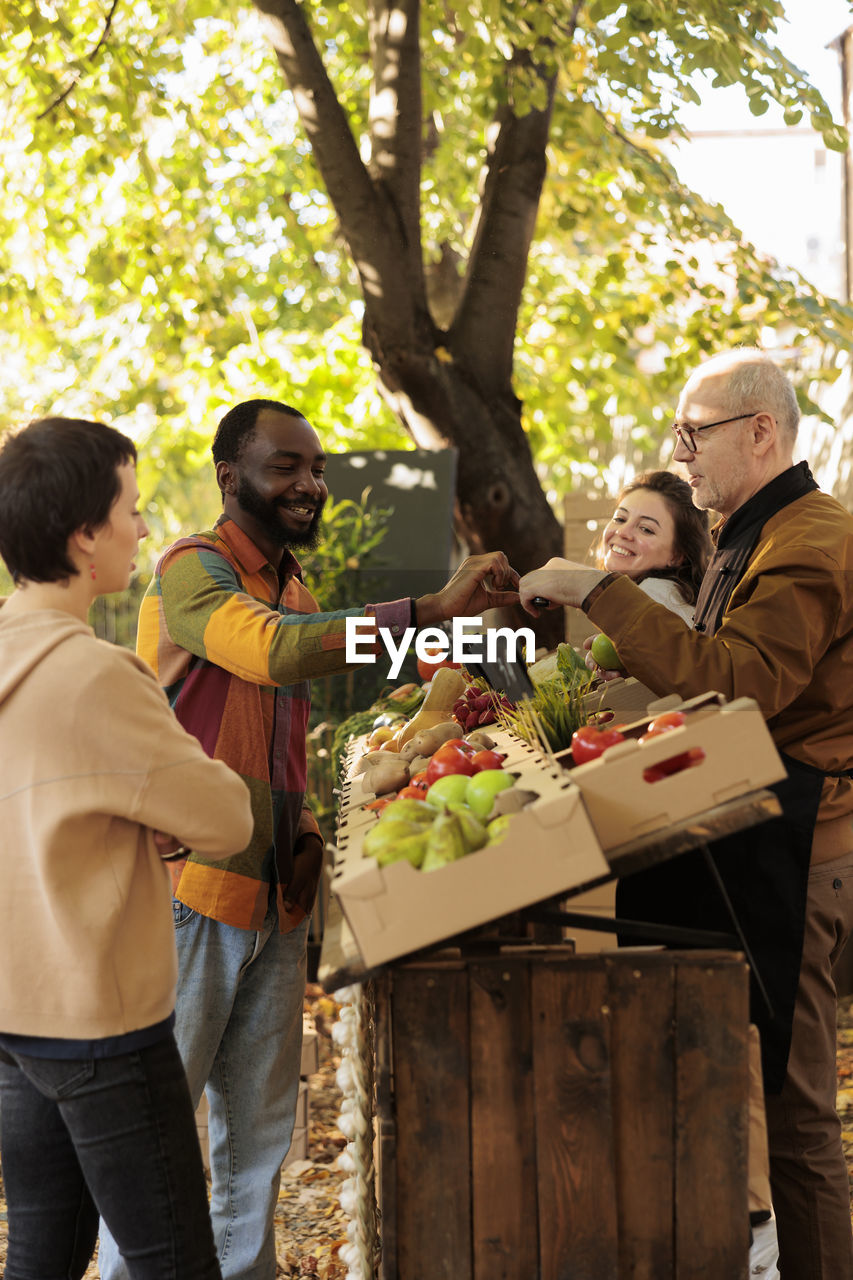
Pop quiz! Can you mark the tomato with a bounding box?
[642,746,706,783]
[638,725,670,744]
[642,753,691,781]
[408,771,430,792]
[646,710,687,734]
[639,711,687,746]
[588,710,621,727]
[469,749,506,773]
[425,742,478,785]
[396,786,430,802]
[570,725,626,765]
[432,739,476,761]
[364,795,396,813]
[416,648,461,682]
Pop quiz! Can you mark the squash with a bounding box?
[397,667,468,747]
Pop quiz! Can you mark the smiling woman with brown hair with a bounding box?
[595,469,713,624]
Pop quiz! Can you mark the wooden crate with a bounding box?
[373,948,750,1280]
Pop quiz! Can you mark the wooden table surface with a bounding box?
[318,787,781,992]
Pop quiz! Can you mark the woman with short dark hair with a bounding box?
[0,416,253,1279]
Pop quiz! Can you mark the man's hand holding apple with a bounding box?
[583,633,625,682]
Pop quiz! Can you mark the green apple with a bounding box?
[465,769,515,820]
[425,774,471,810]
[590,632,621,670]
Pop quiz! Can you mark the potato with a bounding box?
[353,750,396,777]
[361,756,410,796]
[399,722,463,761]
[405,755,432,776]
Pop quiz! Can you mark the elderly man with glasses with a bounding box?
[521,347,853,1279]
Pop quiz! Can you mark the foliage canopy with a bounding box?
[1,0,851,571]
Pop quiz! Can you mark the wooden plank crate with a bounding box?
[372,947,750,1280]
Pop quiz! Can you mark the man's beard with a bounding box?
[235,475,325,550]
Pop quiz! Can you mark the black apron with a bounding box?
[616,463,839,1094]
[616,755,822,1093]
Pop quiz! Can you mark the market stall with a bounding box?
[319,660,786,1280]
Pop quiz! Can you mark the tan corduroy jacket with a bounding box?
[0,607,253,1039]
[587,489,853,863]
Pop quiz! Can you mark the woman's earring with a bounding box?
[90,563,97,581]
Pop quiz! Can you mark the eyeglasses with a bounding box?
[671,411,759,454]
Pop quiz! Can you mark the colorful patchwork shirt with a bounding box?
[136,515,412,932]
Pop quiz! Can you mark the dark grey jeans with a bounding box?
[0,1033,221,1279]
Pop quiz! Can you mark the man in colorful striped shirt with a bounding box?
[99,398,518,1280]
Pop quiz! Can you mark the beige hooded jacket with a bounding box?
[0,606,253,1039]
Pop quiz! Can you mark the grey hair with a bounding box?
[697,348,800,442]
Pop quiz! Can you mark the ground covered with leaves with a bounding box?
[834,993,853,1200]
[3,987,853,1275]
[271,986,349,1278]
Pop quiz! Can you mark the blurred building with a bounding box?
[664,26,853,508]
[671,125,845,301]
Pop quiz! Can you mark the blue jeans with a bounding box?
[100,903,309,1280]
[0,1034,220,1279]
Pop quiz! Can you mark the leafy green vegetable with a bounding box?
[556,642,589,679]
[330,684,425,778]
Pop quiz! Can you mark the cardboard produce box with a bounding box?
[476,724,542,767]
[331,758,609,970]
[560,694,786,850]
[337,734,385,822]
[339,724,531,822]
[581,675,659,724]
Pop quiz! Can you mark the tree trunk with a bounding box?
[375,345,565,645]
[254,0,567,646]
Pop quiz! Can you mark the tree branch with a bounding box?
[252,0,418,342]
[447,59,554,397]
[449,3,584,397]
[36,0,121,121]
[448,67,555,398]
[367,0,424,290]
